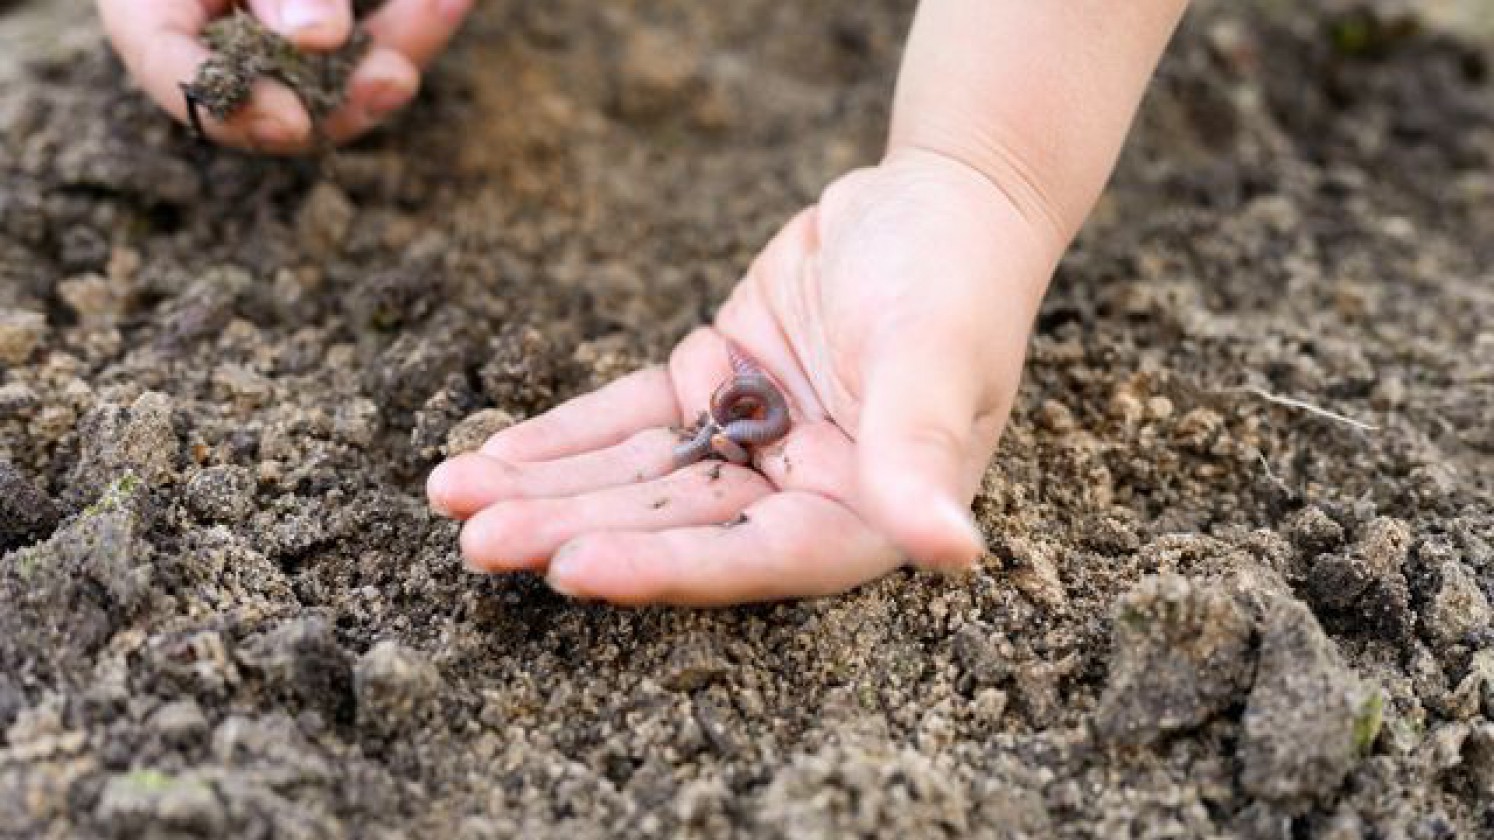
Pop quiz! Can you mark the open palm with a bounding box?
[429,149,1058,605]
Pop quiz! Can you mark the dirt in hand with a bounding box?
[183,11,370,124]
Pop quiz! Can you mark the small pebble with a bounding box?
[444,409,516,457]
[148,700,209,747]
[184,465,256,524]
[0,309,47,366]
[1419,558,1492,649]
[0,461,59,552]
[354,641,442,739]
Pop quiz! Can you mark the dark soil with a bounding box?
[184,11,370,124]
[2,1,1492,837]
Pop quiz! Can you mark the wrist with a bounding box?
[888,0,1189,251]
[884,130,1072,266]
[876,145,1064,318]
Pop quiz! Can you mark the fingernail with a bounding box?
[426,462,457,517]
[546,548,584,597]
[364,81,414,120]
[939,497,985,555]
[249,116,296,151]
[438,0,475,24]
[280,0,331,36]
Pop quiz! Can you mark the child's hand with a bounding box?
[97,0,472,154]
[436,0,1184,606]
[427,148,1061,605]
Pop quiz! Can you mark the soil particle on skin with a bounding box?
[1,0,1493,837]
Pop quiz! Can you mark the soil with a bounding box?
[184,11,370,125]
[1,0,1492,837]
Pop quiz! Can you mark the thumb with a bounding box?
[856,327,989,574]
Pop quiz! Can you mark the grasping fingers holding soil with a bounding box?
[97,0,472,154]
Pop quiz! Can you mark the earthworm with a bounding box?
[671,343,791,468]
[674,413,717,466]
[712,375,789,447]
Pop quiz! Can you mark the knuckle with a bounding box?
[480,504,532,542]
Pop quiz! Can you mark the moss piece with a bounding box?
[1353,690,1385,756]
[120,769,176,793]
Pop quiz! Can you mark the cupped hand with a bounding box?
[97,0,472,154]
[427,148,1063,606]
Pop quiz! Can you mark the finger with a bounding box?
[481,367,681,463]
[99,0,313,152]
[856,328,989,574]
[714,207,834,418]
[433,388,857,525]
[750,419,857,501]
[668,327,736,426]
[216,81,316,154]
[428,427,683,519]
[544,492,904,607]
[365,0,475,69]
[247,0,354,50]
[320,46,421,143]
[434,413,861,522]
[459,461,773,573]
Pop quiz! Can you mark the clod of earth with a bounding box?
[0,461,59,552]
[182,11,370,135]
[1095,573,1255,745]
[354,641,443,741]
[1240,596,1379,811]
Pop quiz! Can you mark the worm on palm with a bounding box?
[672,343,791,468]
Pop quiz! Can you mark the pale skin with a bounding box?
[102,0,1190,605]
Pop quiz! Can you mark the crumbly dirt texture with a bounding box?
[1,0,1492,837]
[184,11,370,122]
